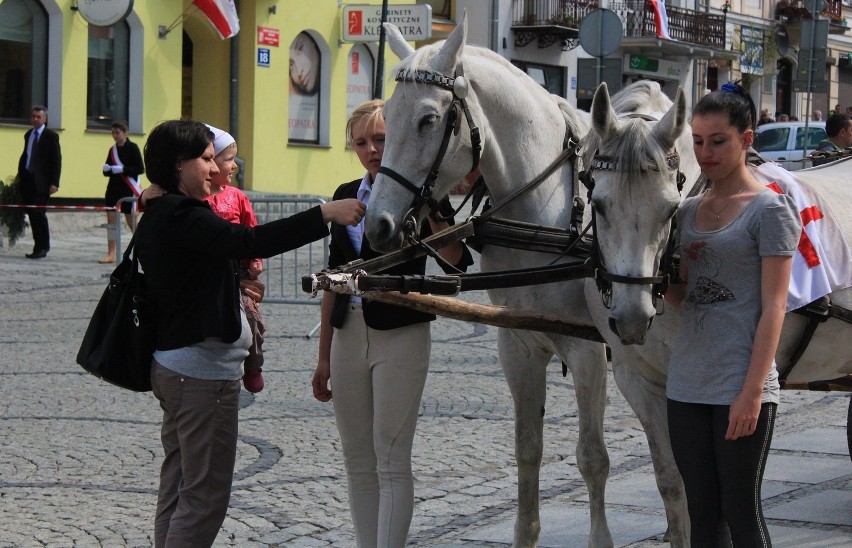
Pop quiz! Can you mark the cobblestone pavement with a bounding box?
[1,212,850,547]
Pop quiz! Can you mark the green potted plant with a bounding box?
[0,176,27,246]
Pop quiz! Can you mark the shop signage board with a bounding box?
[342,4,432,42]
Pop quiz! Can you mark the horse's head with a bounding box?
[365,17,481,252]
[583,81,691,345]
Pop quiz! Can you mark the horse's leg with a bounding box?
[610,357,690,547]
[498,328,550,548]
[562,340,613,547]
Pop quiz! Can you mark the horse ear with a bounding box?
[591,82,618,138]
[434,11,467,73]
[384,23,415,60]
[654,87,686,149]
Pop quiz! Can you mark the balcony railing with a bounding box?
[511,0,601,48]
[775,0,843,22]
[610,1,727,49]
[511,0,601,27]
[511,1,728,51]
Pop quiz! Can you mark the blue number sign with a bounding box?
[257,48,271,68]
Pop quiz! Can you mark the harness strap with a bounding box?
[352,260,593,294]
[478,142,578,223]
[378,166,421,196]
[780,297,852,383]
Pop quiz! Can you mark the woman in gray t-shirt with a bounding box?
[665,83,801,547]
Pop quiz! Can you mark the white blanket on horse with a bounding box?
[749,162,852,310]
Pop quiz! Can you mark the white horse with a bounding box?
[584,82,852,384]
[581,80,852,542]
[365,20,685,547]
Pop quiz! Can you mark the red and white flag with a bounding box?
[648,0,672,40]
[193,0,240,40]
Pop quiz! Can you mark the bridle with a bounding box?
[377,66,482,234]
[578,113,686,312]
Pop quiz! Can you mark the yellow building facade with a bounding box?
[0,0,411,199]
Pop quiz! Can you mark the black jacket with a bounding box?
[136,193,329,350]
[17,126,62,193]
[328,178,473,330]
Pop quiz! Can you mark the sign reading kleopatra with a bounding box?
[77,0,134,27]
[342,4,432,42]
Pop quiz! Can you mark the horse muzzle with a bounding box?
[364,210,406,253]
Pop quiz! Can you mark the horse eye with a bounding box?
[417,114,438,131]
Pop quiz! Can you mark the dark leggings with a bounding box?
[668,399,776,548]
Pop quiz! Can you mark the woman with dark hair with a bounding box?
[665,83,801,546]
[136,119,364,547]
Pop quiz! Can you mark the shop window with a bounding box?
[0,0,47,123]
[87,22,129,129]
[422,0,452,20]
[511,60,565,97]
[289,31,323,144]
[346,44,375,120]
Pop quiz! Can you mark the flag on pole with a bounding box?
[193,0,240,39]
[648,0,672,40]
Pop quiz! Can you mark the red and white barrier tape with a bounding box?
[0,204,118,211]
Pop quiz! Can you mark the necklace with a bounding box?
[706,183,748,221]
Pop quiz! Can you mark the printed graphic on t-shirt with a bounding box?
[684,240,734,330]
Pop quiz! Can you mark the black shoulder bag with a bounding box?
[76,235,155,391]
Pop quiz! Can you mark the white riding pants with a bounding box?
[330,304,430,548]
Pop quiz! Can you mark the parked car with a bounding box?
[754,121,827,170]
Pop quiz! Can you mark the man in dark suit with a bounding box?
[17,105,62,259]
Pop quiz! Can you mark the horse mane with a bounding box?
[582,81,682,188]
[391,43,589,148]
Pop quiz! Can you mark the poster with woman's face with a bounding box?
[289,32,320,143]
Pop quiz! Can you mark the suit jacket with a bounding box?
[18,126,62,193]
[136,193,329,350]
[328,178,473,330]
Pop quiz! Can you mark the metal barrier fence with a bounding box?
[248,196,329,307]
[112,196,138,258]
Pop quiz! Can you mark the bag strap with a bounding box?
[121,234,138,264]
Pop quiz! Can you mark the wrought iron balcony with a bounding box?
[775,0,848,34]
[775,0,843,21]
[610,1,727,49]
[511,0,601,49]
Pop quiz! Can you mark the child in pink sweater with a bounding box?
[205,125,266,393]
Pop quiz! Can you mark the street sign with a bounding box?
[257,48,271,68]
[793,80,828,93]
[257,26,280,47]
[796,49,827,80]
[342,4,432,42]
[579,9,623,57]
[800,19,829,50]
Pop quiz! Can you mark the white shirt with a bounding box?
[345,173,372,303]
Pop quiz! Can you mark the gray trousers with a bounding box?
[151,361,240,547]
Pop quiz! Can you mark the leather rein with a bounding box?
[325,74,682,306]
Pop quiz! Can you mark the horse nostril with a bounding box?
[368,214,401,252]
[608,317,620,338]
